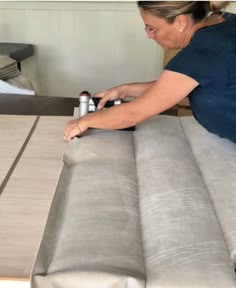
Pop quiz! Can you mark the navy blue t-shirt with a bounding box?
[165,12,236,143]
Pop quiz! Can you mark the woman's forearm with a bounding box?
[82,100,145,130]
[80,82,157,130]
[82,80,163,131]
[120,81,156,98]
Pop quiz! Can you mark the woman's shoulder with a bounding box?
[195,12,236,36]
[188,12,236,52]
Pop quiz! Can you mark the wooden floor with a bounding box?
[0,115,71,284]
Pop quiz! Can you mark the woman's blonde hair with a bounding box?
[137,1,230,23]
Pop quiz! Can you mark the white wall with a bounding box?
[0,1,235,97]
[0,1,163,97]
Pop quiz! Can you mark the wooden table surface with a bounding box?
[0,115,71,286]
[0,94,76,286]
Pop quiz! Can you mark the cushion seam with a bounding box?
[132,131,147,287]
[0,115,40,196]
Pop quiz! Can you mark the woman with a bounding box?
[64,1,236,143]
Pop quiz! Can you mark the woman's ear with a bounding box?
[174,14,189,32]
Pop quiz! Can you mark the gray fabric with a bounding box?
[32,116,236,288]
[0,55,16,69]
[0,55,20,80]
[32,130,145,288]
[181,116,236,263]
[134,116,236,287]
[6,74,35,91]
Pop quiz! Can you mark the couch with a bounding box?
[31,115,236,288]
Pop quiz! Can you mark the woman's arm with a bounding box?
[64,70,199,141]
[115,81,156,98]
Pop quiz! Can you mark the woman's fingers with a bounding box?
[97,96,109,110]
[94,91,104,98]
[93,91,110,110]
[64,120,75,135]
[64,119,86,142]
[95,89,122,110]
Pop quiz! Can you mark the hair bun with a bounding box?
[209,1,230,12]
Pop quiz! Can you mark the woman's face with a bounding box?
[140,9,183,50]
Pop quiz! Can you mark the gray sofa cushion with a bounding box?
[181,116,236,263]
[31,116,236,288]
[135,116,236,287]
[32,130,145,288]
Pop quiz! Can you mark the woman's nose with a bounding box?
[146,32,155,40]
[147,33,155,40]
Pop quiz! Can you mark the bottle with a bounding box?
[79,90,91,117]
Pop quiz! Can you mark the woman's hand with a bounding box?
[64,118,88,142]
[95,86,126,110]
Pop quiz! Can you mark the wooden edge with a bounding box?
[0,278,29,282]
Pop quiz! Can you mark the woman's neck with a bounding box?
[196,13,225,30]
[180,13,225,49]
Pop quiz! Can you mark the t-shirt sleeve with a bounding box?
[165,46,220,87]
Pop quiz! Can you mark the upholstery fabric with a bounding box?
[181,116,236,263]
[135,116,236,287]
[31,116,236,288]
[32,130,145,288]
